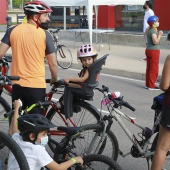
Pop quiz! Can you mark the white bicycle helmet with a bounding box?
[77,44,98,59]
[24,1,52,15]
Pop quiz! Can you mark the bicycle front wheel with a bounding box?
[0,96,11,133]
[77,154,122,170]
[151,133,170,169]
[71,123,119,161]
[56,45,73,69]
[0,131,29,170]
[46,100,101,152]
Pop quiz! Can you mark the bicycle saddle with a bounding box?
[57,126,81,137]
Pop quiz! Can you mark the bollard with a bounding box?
[6,16,12,29]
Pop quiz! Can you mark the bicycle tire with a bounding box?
[81,154,122,170]
[71,124,119,161]
[0,96,11,133]
[151,133,170,169]
[46,100,101,152]
[56,45,73,69]
[46,100,100,127]
[0,131,29,170]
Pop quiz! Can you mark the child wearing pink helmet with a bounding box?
[57,44,98,118]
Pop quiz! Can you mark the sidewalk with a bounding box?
[61,40,169,80]
[0,32,169,80]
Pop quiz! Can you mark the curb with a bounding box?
[69,63,146,81]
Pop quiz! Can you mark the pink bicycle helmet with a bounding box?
[77,44,98,59]
[24,1,52,15]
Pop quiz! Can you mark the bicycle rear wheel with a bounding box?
[56,45,73,69]
[0,131,29,170]
[75,154,122,170]
[46,100,101,152]
[70,123,119,161]
[0,96,11,133]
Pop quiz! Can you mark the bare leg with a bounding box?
[151,125,170,170]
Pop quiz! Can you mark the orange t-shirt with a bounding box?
[1,23,55,88]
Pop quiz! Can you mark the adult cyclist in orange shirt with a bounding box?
[0,1,58,114]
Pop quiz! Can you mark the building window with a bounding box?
[115,5,144,32]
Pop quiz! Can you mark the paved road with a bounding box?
[0,65,160,170]
[55,67,159,170]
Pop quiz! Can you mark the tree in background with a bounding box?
[11,0,30,9]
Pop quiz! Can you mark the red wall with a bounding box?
[154,0,170,30]
[0,0,7,24]
[98,6,115,29]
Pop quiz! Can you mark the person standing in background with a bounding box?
[140,0,154,61]
[145,15,163,90]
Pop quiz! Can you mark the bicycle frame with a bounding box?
[111,107,160,158]
[0,58,77,136]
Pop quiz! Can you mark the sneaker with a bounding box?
[140,57,147,61]
[148,87,160,90]
[144,86,149,89]
[156,79,161,83]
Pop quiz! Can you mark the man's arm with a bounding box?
[46,52,58,84]
[0,42,10,59]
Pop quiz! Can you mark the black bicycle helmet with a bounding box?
[18,114,55,134]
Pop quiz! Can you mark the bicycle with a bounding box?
[1,55,119,160]
[50,29,73,69]
[49,127,122,170]
[0,131,30,170]
[4,102,122,170]
[0,55,100,134]
[78,85,167,170]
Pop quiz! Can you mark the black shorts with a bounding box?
[12,84,45,115]
[160,108,170,130]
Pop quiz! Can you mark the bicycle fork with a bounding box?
[85,122,109,155]
[85,115,113,155]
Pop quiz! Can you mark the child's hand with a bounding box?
[159,30,163,36]
[64,78,70,84]
[74,156,83,165]
[14,99,22,110]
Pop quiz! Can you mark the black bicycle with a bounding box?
[4,102,122,170]
[50,29,73,69]
[48,126,122,170]
[0,131,29,170]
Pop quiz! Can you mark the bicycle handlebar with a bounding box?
[4,101,51,118]
[46,79,66,87]
[96,85,135,112]
[50,28,60,34]
[0,75,20,86]
[0,55,12,64]
[0,76,20,81]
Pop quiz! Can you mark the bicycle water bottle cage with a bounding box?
[151,93,164,111]
[142,127,152,139]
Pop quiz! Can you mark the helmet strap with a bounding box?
[29,14,42,29]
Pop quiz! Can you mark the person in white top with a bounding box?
[8,99,83,170]
[140,1,154,61]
